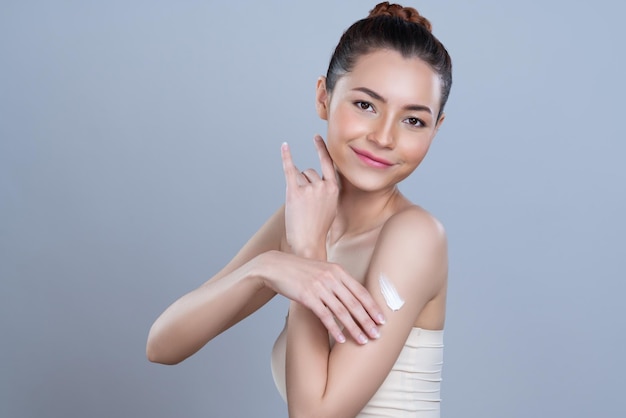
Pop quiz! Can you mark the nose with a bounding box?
[367,116,395,148]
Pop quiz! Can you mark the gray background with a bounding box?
[1,0,624,417]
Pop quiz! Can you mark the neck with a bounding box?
[329,177,405,246]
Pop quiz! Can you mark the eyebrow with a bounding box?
[352,87,433,115]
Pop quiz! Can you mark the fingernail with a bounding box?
[377,314,386,324]
[371,327,380,339]
[337,333,346,343]
[358,333,369,344]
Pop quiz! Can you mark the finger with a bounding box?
[281,142,300,189]
[332,284,381,341]
[313,135,336,182]
[295,173,309,187]
[343,276,386,326]
[301,168,322,183]
[324,294,372,344]
[307,300,346,344]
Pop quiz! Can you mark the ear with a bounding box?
[315,76,329,120]
[433,112,446,136]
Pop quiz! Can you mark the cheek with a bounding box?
[399,137,433,165]
[328,106,364,138]
[326,106,367,156]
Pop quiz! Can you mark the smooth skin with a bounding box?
[283,49,447,417]
[145,204,384,364]
[146,133,384,364]
[147,48,447,417]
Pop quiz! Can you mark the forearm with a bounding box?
[147,254,270,365]
[287,303,336,418]
[286,247,334,417]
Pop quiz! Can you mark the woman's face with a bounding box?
[317,49,444,193]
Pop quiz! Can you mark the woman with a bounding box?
[147,2,452,417]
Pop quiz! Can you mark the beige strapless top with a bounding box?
[271,324,444,417]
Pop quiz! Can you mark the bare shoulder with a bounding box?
[367,204,447,299]
[378,205,447,251]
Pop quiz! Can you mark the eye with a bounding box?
[404,117,426,128]
[354,101,375,112]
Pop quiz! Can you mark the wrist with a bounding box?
[247,251,276,290]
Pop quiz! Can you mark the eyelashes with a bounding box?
[404,117,426,128]
[354,101,375,112]
[353,101,427,128]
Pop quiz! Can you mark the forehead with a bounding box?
[335,49,441,108]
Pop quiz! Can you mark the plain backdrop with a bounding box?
[1,1,625,417]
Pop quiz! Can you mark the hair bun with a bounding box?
[368,1,432,32]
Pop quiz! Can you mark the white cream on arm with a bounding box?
[379,273,405,311]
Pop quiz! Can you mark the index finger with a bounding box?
[313,135,336,182]
[281,142,300,189]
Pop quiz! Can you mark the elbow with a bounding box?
[145,346,163,364]
[146,340,176,365]
[146,325,183,365]
[147,353,181,366]
[146,343,180,365]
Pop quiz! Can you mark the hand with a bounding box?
[281,135,338,258]
[259,251,385,344]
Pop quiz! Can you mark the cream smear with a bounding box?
[379,273,404,311]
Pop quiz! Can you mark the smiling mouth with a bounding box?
[351,147,394,168]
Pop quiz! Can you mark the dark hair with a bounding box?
[325,2,452,120]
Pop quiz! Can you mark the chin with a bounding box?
[338,168,409,193]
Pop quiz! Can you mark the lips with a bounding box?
[351,147,394,168]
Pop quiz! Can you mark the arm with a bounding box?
[286,208,448,418]
[147,142,386,365]
[146,206,285,365]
